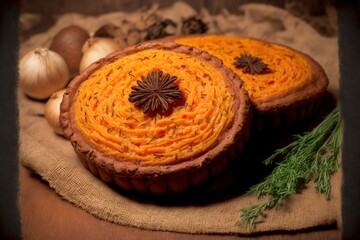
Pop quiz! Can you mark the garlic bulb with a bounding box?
[19,48,69,100]
[44,89,66,135]
[79,37,120,73]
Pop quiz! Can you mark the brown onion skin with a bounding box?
[50,25,89,77]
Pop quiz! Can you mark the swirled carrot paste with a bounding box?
[74,49,235,166]
[175,35,312,100]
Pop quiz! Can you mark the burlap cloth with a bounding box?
[19,2,341,235]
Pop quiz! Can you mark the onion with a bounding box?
[19,48,69,100]
[49,25,89,77]
[44,89,66,135]
[79,37,120,73]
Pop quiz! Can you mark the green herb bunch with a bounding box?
[238,106,342,229]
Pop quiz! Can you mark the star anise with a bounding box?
[234,54,270,74]
[181,16,208,35]
[128,70,183,113]
[145,19,177,40]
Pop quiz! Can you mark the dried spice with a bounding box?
[93,23,119,38]
[234,54,270,74]
[128,70,183,113]
[93,23,129,48]
[181,16,208,35]
[145,19,177,40]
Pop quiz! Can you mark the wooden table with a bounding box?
[19,165,340,240]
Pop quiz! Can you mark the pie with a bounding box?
[60,41,251,194]
[174,35,329,129]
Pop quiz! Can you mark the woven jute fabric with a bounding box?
[19,2,340,235]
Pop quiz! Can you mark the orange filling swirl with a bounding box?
[74,49,235,166]
[175,35,312,100]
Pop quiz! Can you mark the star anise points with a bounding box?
[234,54,270,75]
[128,70,183,113]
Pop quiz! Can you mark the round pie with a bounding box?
[60,41,251,194]
[174,35,329,129]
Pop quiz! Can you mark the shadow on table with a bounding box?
[116,91,338,207]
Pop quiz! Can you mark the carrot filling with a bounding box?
[175,35,312,100]
[74,49,235,166]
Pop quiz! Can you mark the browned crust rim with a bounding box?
[252,52,328,115]
[60,41,251,180]
[168,35,329,116]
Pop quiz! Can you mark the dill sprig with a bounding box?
[237,106,342,230]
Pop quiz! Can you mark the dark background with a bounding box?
[1,0,360,239]
[0,0,21,239]
[337,0,360,239]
